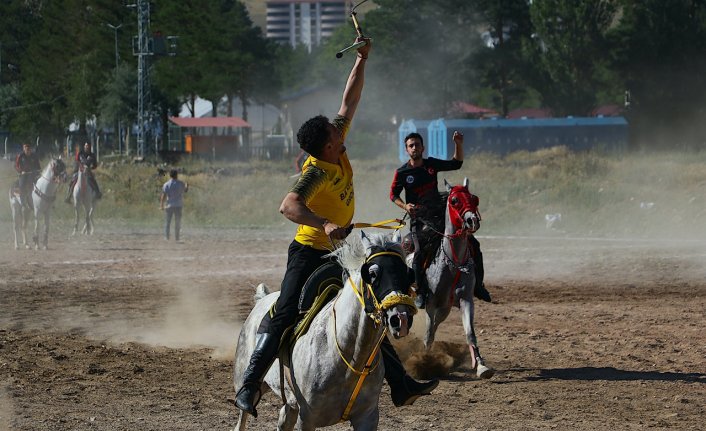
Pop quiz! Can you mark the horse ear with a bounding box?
[360,230,371,250]
[444,178,452,192]
[463,177,469,189]
[391,229,401,244]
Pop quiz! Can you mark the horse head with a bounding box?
[444,178,481,234]
[49,158,68,183]
[360,231,417,339]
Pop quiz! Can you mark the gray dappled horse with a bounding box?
[30,158,67,250]
[413,178,494,379]
[233,232,416,431]
[71,163,96,235]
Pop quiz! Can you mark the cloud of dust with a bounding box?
[129,283,242,361]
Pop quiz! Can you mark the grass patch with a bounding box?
[2,148,705,239]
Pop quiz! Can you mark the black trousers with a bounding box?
[266,240,332,339]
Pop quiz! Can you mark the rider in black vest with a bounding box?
[15,143,41,209]
[65,142,102,203]
[390,131,492,309]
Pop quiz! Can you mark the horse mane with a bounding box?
[327,232,405,275]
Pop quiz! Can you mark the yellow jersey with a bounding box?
[291,116,354,250]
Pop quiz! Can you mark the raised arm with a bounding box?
[452,130,464,162]
[337,37,371,121]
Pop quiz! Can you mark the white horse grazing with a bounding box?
[413,178,494,379]
[31,158,67,250]
[71,163,96,235]
[9,182,31,249]
[233,232,417,431]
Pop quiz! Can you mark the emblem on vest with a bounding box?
[406,175,414,184]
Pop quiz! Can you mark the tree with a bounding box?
[524,0,618,116]
[609,0,706,149]
[471,0,534,116]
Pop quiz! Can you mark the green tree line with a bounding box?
[1,0,705,151]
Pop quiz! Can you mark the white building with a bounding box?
[266,0,348,51]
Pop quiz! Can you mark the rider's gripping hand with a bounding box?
[324,221,350,241]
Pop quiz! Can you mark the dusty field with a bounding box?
[1,225,704,430]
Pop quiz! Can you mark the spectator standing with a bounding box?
[160,169,188,241]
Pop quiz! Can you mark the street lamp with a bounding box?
[105,23,122,69]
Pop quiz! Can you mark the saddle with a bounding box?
[257,262,344,347]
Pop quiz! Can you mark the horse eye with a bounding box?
[451,197,458,205]
[368,264,380,279]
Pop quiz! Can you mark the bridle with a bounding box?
[331,248,416,421]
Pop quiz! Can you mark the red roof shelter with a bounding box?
[168,116,251,157]
[169,116,251,128]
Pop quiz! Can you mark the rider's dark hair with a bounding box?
[297,115,331,158]
[169,169,178,179]
[404,132,424,147]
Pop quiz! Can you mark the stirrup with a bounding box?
[234,382,262,418]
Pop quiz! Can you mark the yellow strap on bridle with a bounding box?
[352,218,406,230]
[340,327,387,421]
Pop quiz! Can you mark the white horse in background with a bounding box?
[71,163,96,235]
[233,232,417,431]
[30,158,67,250]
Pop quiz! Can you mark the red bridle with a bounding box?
[447,185,481,234]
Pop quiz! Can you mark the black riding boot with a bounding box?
[381,337,439,407]
[413,260,429,309]
[90,178,102,199]
[470,236,491,303]
[234,333,280,417]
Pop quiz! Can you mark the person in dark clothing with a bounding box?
[234,37,438,419]
[15,143,41,209]
[390,131,492,308]
[65,142,102,203]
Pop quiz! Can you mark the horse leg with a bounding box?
[87,205,94,235]
[350,408,379,431]
[233,410,248,431]
[459,297,494,379]
[277,403,298,431]
[82,205,89,235]
[32,211,40,250]
[41,211,50,250]
[72,204,80,236]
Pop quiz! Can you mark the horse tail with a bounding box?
[254,283,271,301]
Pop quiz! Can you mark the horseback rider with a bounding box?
[65,142,102,203]
[390,131,492,309]
[234,37,438,419]
[15,143,41,209]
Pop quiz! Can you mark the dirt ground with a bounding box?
[1,225,704,431]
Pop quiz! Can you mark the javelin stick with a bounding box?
[336,40,367,58]
[335,7,370,59]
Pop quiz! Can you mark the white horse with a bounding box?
[71,163,96,235]
[233,232,417,431]
[9,181,31,249]
[413,178,494,379]
[30,158,67,250]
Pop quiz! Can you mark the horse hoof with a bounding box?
[476,363,495,379]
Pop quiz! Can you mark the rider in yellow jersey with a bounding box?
[234,37,438,419]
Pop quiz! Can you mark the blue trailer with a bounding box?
[398,117,629,161]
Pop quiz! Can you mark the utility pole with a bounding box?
[134,0,152,159]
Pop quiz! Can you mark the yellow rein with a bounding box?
[351,218,406,230]
[332,250,417,421]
